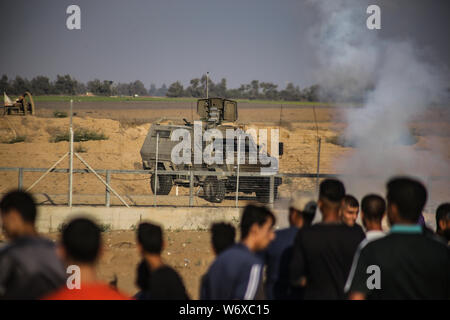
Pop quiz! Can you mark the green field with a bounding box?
[1,94,337,107]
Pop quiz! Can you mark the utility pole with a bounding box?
[206,71,209,99]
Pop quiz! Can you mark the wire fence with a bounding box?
[0,167,448,211]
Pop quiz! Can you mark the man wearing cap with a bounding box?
[261,191,317,300]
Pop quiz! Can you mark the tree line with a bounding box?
[0,74,169,97]
[0,74,320,101]
[166,75,320,101]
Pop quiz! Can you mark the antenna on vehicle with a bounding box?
[206,72,209,99]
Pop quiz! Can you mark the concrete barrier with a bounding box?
[36,206,242,233]
[34,205,438,234]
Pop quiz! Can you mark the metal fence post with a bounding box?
[315,137,322,195]
[105,170,111,207]
[189,170,194,207]
[154,133,159,207]
[18,168,23,190]
[235,135,241,208]
[269,175,275,207]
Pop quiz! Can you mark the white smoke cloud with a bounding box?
[307,0,449,211]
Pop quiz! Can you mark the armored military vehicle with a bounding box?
[140,98,283,203]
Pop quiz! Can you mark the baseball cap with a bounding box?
[289,191,317,215]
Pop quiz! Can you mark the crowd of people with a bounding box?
[0,176,449,300]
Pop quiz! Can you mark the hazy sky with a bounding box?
[1,0,449,88]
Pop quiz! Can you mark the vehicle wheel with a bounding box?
[203,176,225,203]
[256,186,278,203]
[150,174,172,195]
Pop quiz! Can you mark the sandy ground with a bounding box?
[0,101,449,210]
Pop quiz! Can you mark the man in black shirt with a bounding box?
[289,179,365,300]
[135,223,189,300]
[262,191,316,300]
[0,190,66,299]
[345,177,450,300]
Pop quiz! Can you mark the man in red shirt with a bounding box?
[44,218,130,300]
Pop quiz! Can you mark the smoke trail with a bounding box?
[307,0,449,210]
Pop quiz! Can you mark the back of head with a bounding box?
[319,179,346,208]
[137,222,163,255]
[387,177,427,223]
[240,204,275,240]
[0,190,37,224]
[343,195,359,208]
[62,218,101,264]
[361,194,386,222]
[436,203,450,230]
[211,222,236,255]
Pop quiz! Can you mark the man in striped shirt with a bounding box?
[201,205,276,300]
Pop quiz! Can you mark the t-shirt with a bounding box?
[345,225,450,300]
[201,243,264,300]
[358,230,386,250]
[365,230,386,243]
[143,266,189,300]
[261,226,303,299]
[43,282,131,300]
[289,222,366,300]
[0,236,66,299]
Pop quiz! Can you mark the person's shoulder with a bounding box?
[12,236,56,250]
[44,283,131,300]
[351,223,365,234]
[218,244,261,266]
[42,287,76,300]
[275,227,296,237]
[272,227,298,244]
[421,233,450,251]
[155,265,183,280]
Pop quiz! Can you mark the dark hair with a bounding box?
[240,205,275,240]
[302,205,316,226]
[0,190,37,224]
[62,218,101,263]
[137,223,163,254]
[211,222,235,255]
[386,177,427,223]
[343,195,359,208]
[436,203,450,231]
[319,179,346,204]
[361,194,386,222]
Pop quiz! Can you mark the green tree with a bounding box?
[148,83,157,96]
[129,80,147,96]
[166,81,184,97]
[156,84,168,96]
[54,74,78,95]
[31,76,52,95]
[0,74,11,94]
[259,82,279,100]
[280,82,301,101]
[185,78,203,97]
[302,84,320,102]
[215,78,227,98]
[12,76,31,95]
[87,79,113,96]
